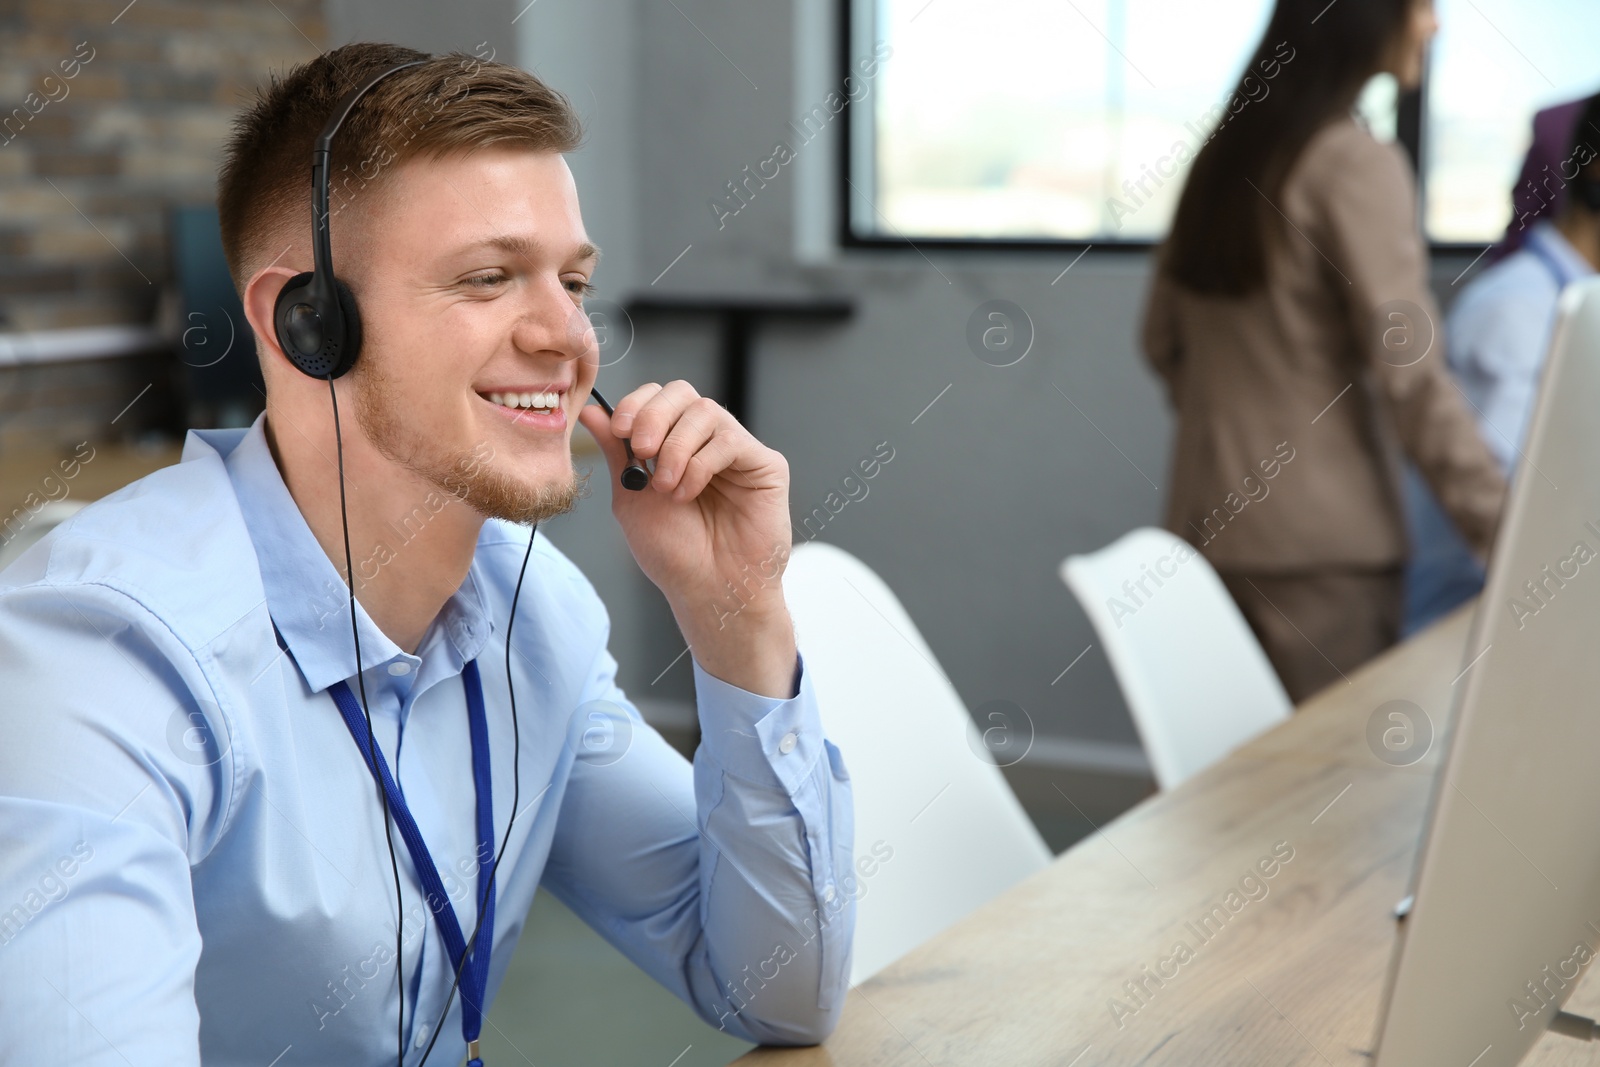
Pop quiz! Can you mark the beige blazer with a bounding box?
[1141,115,1506,572]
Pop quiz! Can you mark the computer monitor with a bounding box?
[1374,276,1600,1064]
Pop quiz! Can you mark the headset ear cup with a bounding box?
[270,272,365,379]
[329,275,363,379]
[273,271,320,375]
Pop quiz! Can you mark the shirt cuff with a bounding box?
[691,652,823,795]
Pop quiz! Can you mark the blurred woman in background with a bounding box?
[1141,0,1506,703]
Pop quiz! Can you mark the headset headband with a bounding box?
[273,58,429,379]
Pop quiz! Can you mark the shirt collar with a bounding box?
[194,412,496,695]
[1526,220,1597,284]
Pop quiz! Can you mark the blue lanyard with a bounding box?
[271,620,496,1066]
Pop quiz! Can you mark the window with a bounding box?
[844,0,1597,249]
[1425,0,1600,243]
[848,0,1273,246]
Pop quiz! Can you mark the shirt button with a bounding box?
[823,883,836,903]
[778,731,797,755]
[413,1023,430,1048]
[388,662,412,676]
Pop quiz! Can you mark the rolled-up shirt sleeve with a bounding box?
[540,634,854,1047]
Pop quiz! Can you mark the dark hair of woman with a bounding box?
[1162,0,1415,295]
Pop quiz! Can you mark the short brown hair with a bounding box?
[216,41,583,300]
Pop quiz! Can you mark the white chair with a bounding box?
[1059,527,1291,790]
[782,541,1051,985]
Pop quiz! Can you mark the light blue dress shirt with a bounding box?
[1448,220,1594,473]
[1401,221,1595,635]
[0,412,854,1065]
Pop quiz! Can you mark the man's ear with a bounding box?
[242,265,305,374]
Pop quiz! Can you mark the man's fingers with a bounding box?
[652,397,724,492]
[593,379,780,502]
[673,433,741,500]
[626,381,704,454]
[609,382,663,436]
[675,422,780,500]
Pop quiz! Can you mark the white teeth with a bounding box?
[485,390,560,410]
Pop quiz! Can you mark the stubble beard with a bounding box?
[352,356,589,526]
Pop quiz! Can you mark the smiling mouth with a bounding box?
[480,390,562,416]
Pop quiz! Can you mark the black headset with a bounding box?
[270,56,645,1067]
[271,57,651,488]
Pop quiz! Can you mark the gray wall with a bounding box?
[326,0,1493,775]
[606,0,1169,760]
[328,0,518,62]
[324,0,1173,766]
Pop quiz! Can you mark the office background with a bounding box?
[14,0,1589,821]
[1,0,1591,1062]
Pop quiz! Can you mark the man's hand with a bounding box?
[577,381,798,699]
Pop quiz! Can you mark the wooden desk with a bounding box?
[736,604,1600,1066]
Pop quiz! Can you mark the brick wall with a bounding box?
[0,0,327,449]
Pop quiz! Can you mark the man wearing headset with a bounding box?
[0,42,854,1065]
